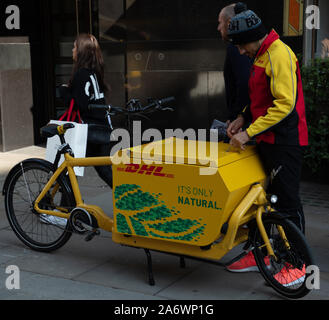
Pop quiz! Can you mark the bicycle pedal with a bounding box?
[84,229,100,242]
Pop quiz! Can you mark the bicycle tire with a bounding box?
[251,214,315,299]
[4,160,75,252]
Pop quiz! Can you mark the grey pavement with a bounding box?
[0,146,328,300]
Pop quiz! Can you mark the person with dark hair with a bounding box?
[217,3,252,122]
[225,4,308,285]
[59,33,113,188]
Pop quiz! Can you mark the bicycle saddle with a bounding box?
[41,123,75,138]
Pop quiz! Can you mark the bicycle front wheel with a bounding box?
[4,160,75,252]
[252,214,315,299]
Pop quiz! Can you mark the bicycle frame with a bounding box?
[34,153,114,232]
[33,147,277,262]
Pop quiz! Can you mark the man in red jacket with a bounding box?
[225,4,308,283]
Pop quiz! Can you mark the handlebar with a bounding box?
[88,96,175,116]
[142,96,175,112]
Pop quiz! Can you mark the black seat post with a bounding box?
[59,134,66,145]
[53,132,68,170]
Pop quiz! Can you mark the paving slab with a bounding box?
[155,263,282,300]
[0,266,164,300]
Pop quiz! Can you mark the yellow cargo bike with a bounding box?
[2,98,314,299]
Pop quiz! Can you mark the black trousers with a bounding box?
[86,142,113,189]
[258,142,305,234]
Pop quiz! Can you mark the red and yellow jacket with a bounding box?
[243,30,308,146]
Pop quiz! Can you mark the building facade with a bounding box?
[0,0,312,150]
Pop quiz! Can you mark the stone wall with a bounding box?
[0,37,34,151]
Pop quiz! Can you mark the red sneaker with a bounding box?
[226,251,270,273]
[274,264,306,287]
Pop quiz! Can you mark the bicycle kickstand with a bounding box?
[144,249,155,286]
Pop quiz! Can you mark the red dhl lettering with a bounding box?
[117,164,174,178]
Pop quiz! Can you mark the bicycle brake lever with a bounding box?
[161,107,174,111]
[127,99,142,112]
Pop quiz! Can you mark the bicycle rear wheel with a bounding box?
[252,214,314,299]
[4,160,75,252]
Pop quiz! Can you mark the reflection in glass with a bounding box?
[283,0,304,37]
[98,0,125,42]
[321,39,329,59]
[98,0,223,42]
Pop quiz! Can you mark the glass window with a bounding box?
[283,0,304,36]
[98,0,221,42]
[98,0,125,42]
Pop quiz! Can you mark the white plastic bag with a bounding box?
[45,120,88,176]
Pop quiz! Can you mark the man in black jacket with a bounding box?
[217,3,252,122]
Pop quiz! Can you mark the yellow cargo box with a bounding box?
[111,138,266,247]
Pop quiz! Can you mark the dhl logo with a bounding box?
[117,164,174,178]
